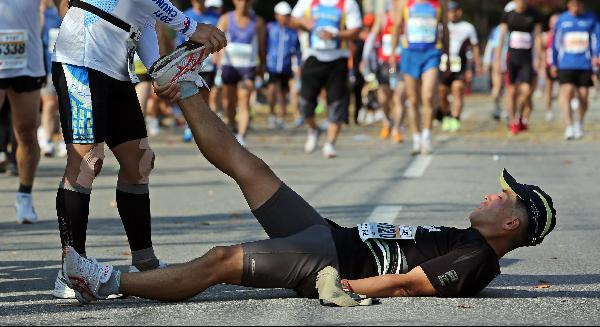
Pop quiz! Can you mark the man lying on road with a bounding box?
[62,41,557,306]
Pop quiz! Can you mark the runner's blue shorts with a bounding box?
[400,48,442,79]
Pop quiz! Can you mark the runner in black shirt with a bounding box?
[60,63,556,305]
[496,0,543,135]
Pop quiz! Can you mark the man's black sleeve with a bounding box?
[419,246,500,297]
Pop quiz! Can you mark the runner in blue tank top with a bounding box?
[217,0,266,147]
[266,2,302,130]
[550,0,600,140]
[391,0,449,155]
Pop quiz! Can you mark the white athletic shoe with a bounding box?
[128,260,169,273]
[15,193,37,224]
[62,247,114,304]
[304,129,320,153]
[564,126,575,140]
[268,114,277,129]
[573,122,584,139]
[149,41,208,88]
[52,269,76,299]
[421,130,433,155]
[41,141,55,158]
[545,111,555,122]
[146,117,161,136]
[236,134,247,148]
[57,141,68,158]
[412,133,421,155]
[322,142,337,159]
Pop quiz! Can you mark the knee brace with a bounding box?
[138,138,155,184]
[75,144,105,189]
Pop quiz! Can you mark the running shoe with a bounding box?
[391,130,403,144]
[304,129,320,153]
[509,123,520,136]
[449,117,461,133]
[379,126,391,140]
[545,111,555,122]
[564,126,575,140]
[322,142,337,159]
[421,131,433,155]
[441,116,452,132]
[149,41,208,88]
[268,114,277,129]
[293,116,304,128]
[0,152,6,173]
[41,141,55,158]
[235,134,247,148]
[62,247,115,304]
[573,122,584,139]
[182,126,193,143]
[518,117,528,131]
[52,269,76,299]
[411,133,421,155]
[15,192,37,224]
[57,141,68,158]
[146,117,161,137]
[316,266,375,307]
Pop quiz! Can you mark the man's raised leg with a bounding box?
[177,92,280,210]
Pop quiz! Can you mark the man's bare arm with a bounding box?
[54,0,69,18]
[344,266,437,298]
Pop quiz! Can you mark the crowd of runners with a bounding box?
[0,0,593,305]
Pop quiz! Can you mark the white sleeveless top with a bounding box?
[0,0,45,78]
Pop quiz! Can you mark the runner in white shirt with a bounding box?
[0,0,47,225]
[290,0,362,158]
[50,0,226,299]
[437,1,481,133]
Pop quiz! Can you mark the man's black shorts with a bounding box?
[558,69,593,87]
[506,60,535,85]
[300,56,349,123]
[0,75,45,93]
[440,72,466,87]
[267,72,292,91]
[52,62,147,148]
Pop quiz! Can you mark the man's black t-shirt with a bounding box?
[330,225,501,297]
[502,8,541,64]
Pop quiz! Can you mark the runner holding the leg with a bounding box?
[496,0,543,135]
[438,1,481,133]
[550,0,600,140]
[391,0,449,155]
[63,56,557,303]
[51,0,226,299]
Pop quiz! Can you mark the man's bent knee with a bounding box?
[71,144,105,189]
[138,138,155,184]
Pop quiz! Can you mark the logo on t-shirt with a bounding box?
[437,270,459,286]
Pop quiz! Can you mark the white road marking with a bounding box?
[365,205,403,223]
[403,155,434,178]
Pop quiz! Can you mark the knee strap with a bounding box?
[76,144,105,189]
[138,138,155,184]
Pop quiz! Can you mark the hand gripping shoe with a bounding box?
[149,41,209,92]
[62,246,115,304]
[316,266,376,307]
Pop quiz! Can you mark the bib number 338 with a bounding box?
[0,30,27,70]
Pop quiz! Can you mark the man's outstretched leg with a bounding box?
[63,245,243,302]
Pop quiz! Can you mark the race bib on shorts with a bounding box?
[0,30,27,71]
[564,31,589,54]
[440,54,462,73]
[357,223,416,242]
[48,28,60,54]
[225,42,257,67]
[509,31,532,50]
[407,17,437,44]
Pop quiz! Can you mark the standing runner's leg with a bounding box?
[403,75,420,135]
[420,68,438,131]
[559,83,575,127]
[517,82,532,122]
[450,80,464,118]
[8,89,41,190]
[177,92,280,210]
[278,82,287,122]
[505,83,517,126]
[223,84,238,131]
[237,80,254,138]
[576,86,589,123]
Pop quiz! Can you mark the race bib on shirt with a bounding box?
[357,222,416,242]
[48,28,60,54]
[440,54,462,73]
[311,26,339,50]
[509,31,532,50]
[407,17,437,44]
[381,34,401,57]
[225,42,256,67]
[564,31,589,54]
[0,30,27,70]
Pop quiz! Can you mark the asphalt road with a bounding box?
[1,95,599,325]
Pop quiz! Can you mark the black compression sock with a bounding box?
[57,185,90,256]
[18,184,32,194]
[116,185,152,251]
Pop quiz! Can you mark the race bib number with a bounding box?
[357,223,416,242]
[407,17,437,44]
[48,28,60,54]
[381,34,401,57]
[225,42,257,67]
[564,31,589,54]
[311,27,339,51]
[509,31,532,50]
[440,54,462,73]
[0,30,27,71]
